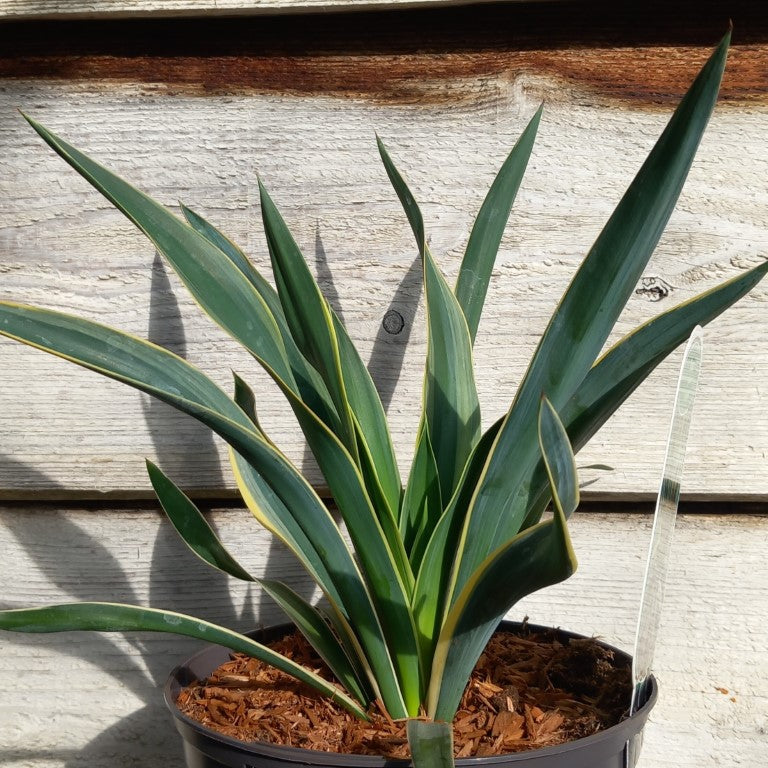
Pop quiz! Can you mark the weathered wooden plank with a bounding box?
[0,0,764,28]
[0,0,529,21]
[2,6,768,107]
[0,507,765,766]
[1,23,768,498]
[1,0,759,23]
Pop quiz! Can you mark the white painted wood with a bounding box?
[1,69,768,498]
[0,0,532,21]
[0,508,765,766]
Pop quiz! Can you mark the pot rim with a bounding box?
[164,620,657,766]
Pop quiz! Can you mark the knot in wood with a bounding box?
[635,276,673,302]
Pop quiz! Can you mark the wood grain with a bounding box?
[2,5,768,106]
[2,12,768,498]
[0,0,502,19]
[0,506,765,766]
[0,0,760,24]
[2,63,768,498]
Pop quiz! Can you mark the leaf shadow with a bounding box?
[368,253,421,412]
[143,253,255,666]
[0,458,192,766]
[0,234,423,765]
[1,256,262,764]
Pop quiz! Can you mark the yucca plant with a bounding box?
[0,30,762,764]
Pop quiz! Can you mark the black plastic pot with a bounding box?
[165,622,657,768]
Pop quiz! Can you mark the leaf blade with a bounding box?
[538,398,579,519]
[565,257,768,452]
[456,106,541,343]
[377,136,481,502]
[146,458,372,704]
[230,448,418,718]
[520,256,768,531]
[332,311,403,521]
[428,399,577,721]
[23,115,296,391]
[450,33,730,599]
[181,203,342,436]
[401,422,442,565]
[407,720,454,768]
[258,186,402,521]
[259,579,372,705]
[0,602,368,719]
[146,459,255,582]
[411,419,502,669]
[0,299,413,715]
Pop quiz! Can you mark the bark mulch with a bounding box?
[176,623,632,758]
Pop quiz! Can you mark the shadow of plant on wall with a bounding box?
[0,460,202,766]
[3,31,765,767]
[0,243,422,766]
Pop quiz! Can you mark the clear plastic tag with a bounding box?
[626,327,703,766]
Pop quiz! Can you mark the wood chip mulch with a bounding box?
[176,624,632,759]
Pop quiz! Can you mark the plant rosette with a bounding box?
[0,30,760,768]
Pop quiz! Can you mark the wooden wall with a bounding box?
[0,4,767,501]
[2,4,768,499]
[0,2,766,766]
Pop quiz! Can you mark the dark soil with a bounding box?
[176,624,632,758]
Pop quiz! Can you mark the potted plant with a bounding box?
[0,30,761,768]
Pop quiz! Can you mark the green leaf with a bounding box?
[332,312,403,522]
[411,419,502,667]
[401,422,442,566]
[538,398,579,518]
[448,33,730,600]
[428,399,577,721]
[268,368,413,595]
[180,203,265,291]
[376,134,425,246]
[232,372,263,432]
[180,202,342,438]
[0,602,368,719]
[348,409,407,565]
[260,186,402,521]
[377,136,481,502]
[428,515,576,720]
[456,106,541,343]
[146,459,255,582]
[520,255,768,531]
[0,301,250,428]
[407,720,454,768]
[0,299,412,715]
[146,458,371,704]
[258,579,372,705]
[258,185,402,521]
[259,181,358,455]
[564,257,768,452]
[423,249,482,502]
[182,203,404,567]
[231,448,420,718]
[23,115,297,393]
